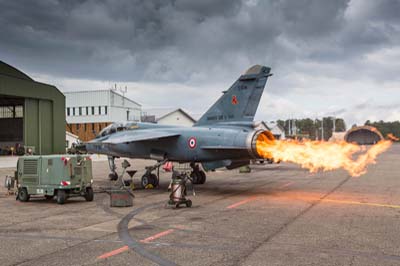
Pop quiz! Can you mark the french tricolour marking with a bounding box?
[188,137,197,149]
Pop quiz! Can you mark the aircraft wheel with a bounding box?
[141,175,149,188]
[149,173,158,187]
[199,170,206,184]
[190,172,200,184]
[109,173,118,181]
[141,174,158,188]
[186,200,192,208]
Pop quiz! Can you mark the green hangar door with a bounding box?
[0,97,24,154]
[24,99,54,154]
[0,61,65,155]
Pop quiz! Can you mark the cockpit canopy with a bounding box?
[97,122,139,138]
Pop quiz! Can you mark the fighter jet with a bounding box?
[84,65,274,188]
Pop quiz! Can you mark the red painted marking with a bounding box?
[98,246,129,259]
[279,182,294,189]
[140,229,174,243]
[226,196,259,209]
[231,95,238,105]
[97,229,175,259]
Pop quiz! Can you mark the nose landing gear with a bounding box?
[108,156,119,181]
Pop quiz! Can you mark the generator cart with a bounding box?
[16,155,94,204]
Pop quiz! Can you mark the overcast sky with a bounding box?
[1,0,400,127]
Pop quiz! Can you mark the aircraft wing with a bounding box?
[103,131,180,144]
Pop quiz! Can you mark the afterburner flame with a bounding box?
[387,133,399,141]
[256,135,392,177]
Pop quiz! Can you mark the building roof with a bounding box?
[0,61,33,81]
[66,131,79,138]
[156,108,197,123]
[64,89,141,107]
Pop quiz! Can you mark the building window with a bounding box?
[67,108,70,116]
[105,106,107,115]
[92,106,95,115]
[86,107,89,116]
[73,108,76,116]
[0,106,23,118]
[79,107,82,116]
[76,124,80,130]
[84,123,87,132]
[92,123,95,131]
[98,106,101,115]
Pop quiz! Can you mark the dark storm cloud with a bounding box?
[0,0,399,91]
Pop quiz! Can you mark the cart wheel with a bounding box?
[85,187,94,202]
[18,188,30,202]
[186,200,192,208]
[45,195,54,200]
[57,190,67,205]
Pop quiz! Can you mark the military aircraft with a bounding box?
[83,65,274,188]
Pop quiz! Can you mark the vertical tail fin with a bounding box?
[194,65,272,126]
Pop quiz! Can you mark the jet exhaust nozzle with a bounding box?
[249,130,275,159]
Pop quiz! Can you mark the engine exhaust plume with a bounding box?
[387,133,399,141]
[256,135,392,177]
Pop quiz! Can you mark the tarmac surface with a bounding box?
[0,144,399,266]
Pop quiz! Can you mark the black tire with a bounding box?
[84,187,94,202]
[198,171,206,184]
[190,172,199,184]
[186,200,192,208]
[57,190,67,205]
[149,173,158,187]
[45,195,54,200]
[109,173,118,181]
[141,173,158,188]
[18,188,30,202]
[141,174,149,188]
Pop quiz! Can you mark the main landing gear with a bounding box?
[140,160,168,189]
[190,162,206,184]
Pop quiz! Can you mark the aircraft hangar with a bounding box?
[0,61,65,155]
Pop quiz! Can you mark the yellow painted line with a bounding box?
[322,199,400,209]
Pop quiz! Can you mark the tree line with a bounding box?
[365,120,400,141]
[275,118,400,141]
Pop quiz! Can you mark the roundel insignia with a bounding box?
[231,95,238,105]
[188,137,197,149]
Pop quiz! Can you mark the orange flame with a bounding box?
[256,135,392,177]
[387,133,399,141]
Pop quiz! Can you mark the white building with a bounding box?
[64,90,141,141]
[265,121,286,139]
[66,131,79,148]
[142,108,197,127]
